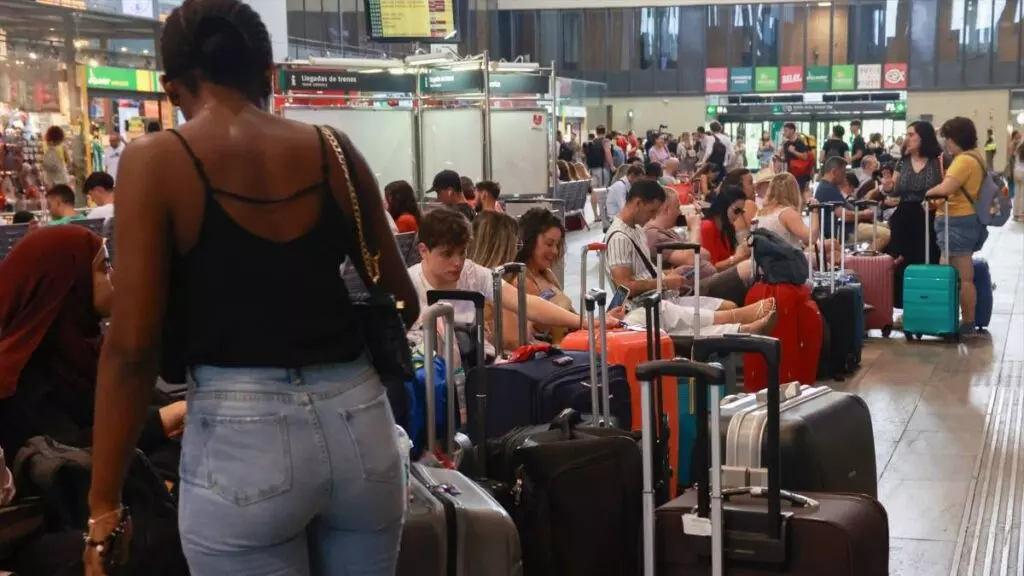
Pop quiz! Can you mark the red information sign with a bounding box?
[780,66,804,91]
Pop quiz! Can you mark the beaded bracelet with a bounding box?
[83,505,131,556]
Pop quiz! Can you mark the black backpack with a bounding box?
[707,134,727,167]
[586,137,607,168]
[821,139,846,164]
[750,228,809,285]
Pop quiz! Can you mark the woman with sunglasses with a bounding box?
[700,185,752,272]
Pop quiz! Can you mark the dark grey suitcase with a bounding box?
[397,302,523,576]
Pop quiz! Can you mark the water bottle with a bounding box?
[394,425,413,500]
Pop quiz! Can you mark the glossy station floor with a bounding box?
[560,212,1024,576]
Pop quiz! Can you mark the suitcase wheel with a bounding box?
[881,325,893,338]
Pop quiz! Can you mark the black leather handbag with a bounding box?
[320,126,415,430]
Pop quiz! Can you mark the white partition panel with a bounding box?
[490,110,550,197]
[421,108,484,187]
[283,107,416,189]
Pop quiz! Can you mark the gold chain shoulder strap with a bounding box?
[320,126,381,284]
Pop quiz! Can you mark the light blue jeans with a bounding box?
[178,356,405,575]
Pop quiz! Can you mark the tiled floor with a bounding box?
[559,210,1024,576]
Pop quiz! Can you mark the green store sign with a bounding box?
[754,67,779,92]
[86,66,161,93]
[831,65,856,91]
[805,66,831,91]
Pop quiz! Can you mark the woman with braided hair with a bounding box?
[84,0,418,573]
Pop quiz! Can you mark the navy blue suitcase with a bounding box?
[465,349,632,442]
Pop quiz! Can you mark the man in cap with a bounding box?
[430,169,476,222]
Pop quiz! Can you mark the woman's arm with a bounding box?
[779,208,811,246]
[499,280,580,328]
[926,175,963,199]
[88,139,173,517]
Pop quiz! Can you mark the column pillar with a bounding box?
[244,0,289,62]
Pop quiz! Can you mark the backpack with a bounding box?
[961,153,1012,227]
[707,134,727,167]
[821,139,846,164]
[749,228,810,285]
[787,134,816,178]
[586,137,608,169]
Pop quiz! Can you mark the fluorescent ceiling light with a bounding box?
[817,1,831,6]
[493,61,540,72]
[448,62,483,71]
[307,57,402,69]
[405,52,456,66]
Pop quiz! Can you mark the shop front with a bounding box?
[81,64,173,139]
[705,63,909,167]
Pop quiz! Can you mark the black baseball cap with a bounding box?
[428,169,461,194]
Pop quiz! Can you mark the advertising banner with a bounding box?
[730,67,753,93]
[831,65,856,91]
[86,65,161,93]
[780,66,804,91]
[705,68,728,93]
[755,67,779,92]
[856,64,882,90]
[806,66,831,91]
[883,63,908,89]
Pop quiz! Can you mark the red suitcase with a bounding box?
[743,282,822,392]
[846,200,895,336]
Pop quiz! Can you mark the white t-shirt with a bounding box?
[408,260,494,325]
[104,143,126,181]
[87,203,114,219]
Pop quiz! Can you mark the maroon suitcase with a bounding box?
[636,336,889,576]
[846,199,895,336]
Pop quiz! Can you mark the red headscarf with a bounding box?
[0,225,104,398]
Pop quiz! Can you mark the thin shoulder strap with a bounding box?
[167,129,213,190]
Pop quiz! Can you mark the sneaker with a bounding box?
[959,321,980,337]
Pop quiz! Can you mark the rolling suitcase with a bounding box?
[844,199,895,337]
[402,302,523,576]
[973,257,993,330]
[560,242,679,498]
[462,263,630,441]
[812,203,863,379]
[637,336,888,576]
[903,200,961,341]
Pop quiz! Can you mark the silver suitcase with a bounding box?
[716,381,877,497]
[398,302,523,576]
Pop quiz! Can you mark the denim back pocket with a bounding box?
[339,392,402,483]
[180,413,293,506]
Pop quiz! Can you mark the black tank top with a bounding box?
[161,127,363,373]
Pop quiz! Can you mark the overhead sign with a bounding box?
[705,68,728,93]
[755,67,779,92]
[280,69,416,93]
[85,65,161,93]
[715,100,907,120]
[730,67,753,93]
[421,69,484,94]
[806,66,831,91]
[489,73,549,95]
[780,66,803,91]
[883,63,908,89]
[856,64,882,90]
[365,0,458,43]
[831,65,856,91]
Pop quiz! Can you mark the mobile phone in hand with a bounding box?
[609,286,630,309]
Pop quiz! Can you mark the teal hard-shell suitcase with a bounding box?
[902,201,961,341]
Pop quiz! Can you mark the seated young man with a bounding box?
[604,180,776,336]
[408,208,621,347]
[644,190,752,306]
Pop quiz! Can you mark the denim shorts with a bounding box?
[936,214,988,257]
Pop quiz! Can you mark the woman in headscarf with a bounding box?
[0,225,185,462]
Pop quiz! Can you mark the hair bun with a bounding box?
[193,15,254,76]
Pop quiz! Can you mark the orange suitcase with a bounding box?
[562,242,681,498]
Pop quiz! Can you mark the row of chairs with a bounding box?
[549,179,589,223]
[0,218,114,262]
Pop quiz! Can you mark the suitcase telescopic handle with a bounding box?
[691,334,783,539]
[580,243,607,315]
[635,358,725,382]
[584,289,612,425]
[654,241,703,338]
[492,263,529,356]
[421,302,457,459]
[425,289,488,438]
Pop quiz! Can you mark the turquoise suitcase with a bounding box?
[902,201,961,341]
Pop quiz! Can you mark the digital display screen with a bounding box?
[364,0,458,43]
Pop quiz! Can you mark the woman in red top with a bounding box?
[385,179,421,233]
[700,185,751,271]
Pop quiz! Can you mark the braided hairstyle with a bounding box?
[161,0,273,106]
